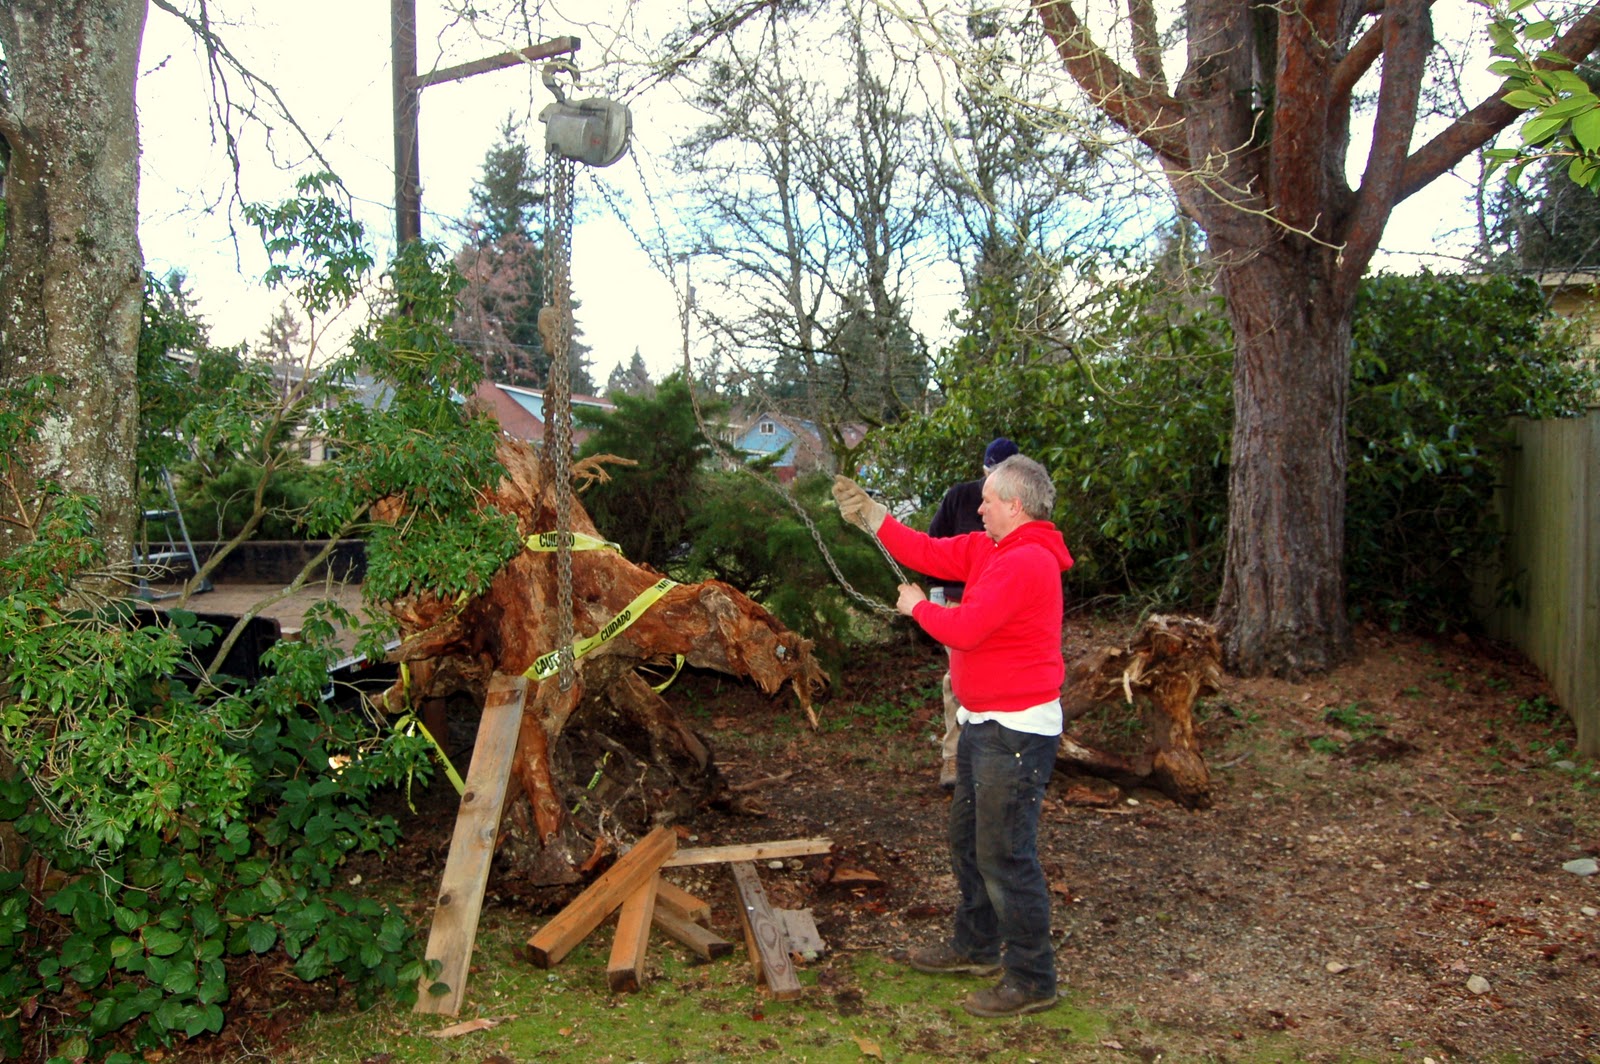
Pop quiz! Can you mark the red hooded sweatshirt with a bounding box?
[878,515,1074,714]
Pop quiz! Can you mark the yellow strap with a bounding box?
[647,655,686,693]
[524,530,622,554]
[525,576,679,681]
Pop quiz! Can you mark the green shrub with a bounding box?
[871,266,1233,608]
[1347,271,1597,630]
[0,420,433,1062]
[0,181,521,1062]
[173,458,329,541]
[871,267,1598,627]
[678,471,900,671]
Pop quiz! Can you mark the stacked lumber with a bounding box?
[525,832,833,999]
[411,670,835,1016]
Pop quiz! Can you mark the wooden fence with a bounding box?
[1478,408,1600,754]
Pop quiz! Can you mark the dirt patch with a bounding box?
[650,620,1600,1061]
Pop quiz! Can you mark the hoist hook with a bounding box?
[542,58,580,105]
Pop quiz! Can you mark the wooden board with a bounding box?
[730,862,802,1000]
[778,908,825,957]
[606,875,660,993]
[663,837,833,868]
[527,826,678,967]
[414,674,528,1016]
[652,907,733,961]
[655,879,711,924]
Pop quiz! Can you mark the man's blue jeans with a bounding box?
[948,720,1057,997]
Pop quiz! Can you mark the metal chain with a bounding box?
[595,148,906,617]
[775,476,908,617]
[676,354,907,618]
[545,154,578,689]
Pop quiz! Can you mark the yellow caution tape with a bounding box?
[394,711,466,797]
[524,530,622,554]
[392,664,465,796]
[525,576,679,681]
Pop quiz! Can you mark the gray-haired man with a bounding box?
[833,455,1072,1018]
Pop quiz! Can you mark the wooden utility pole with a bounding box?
[389,0,579,246]
[391,0,422,245]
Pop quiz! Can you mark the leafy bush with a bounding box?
[0,181,522,1062]
[871,266,1233,608]
[1347,271,1597,629]
[0,395,431,1062]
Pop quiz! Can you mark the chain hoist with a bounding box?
[538,58,632,690]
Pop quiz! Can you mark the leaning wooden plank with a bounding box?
[415,674,528,1016]
[606,875,660,993]
[663,837,834,868]
[655,879,712,924]
[527,826,678,967]
[653,907,734,961]
[730,862,802,1000]
[777,908,825,958]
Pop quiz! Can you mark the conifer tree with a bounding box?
[452,116,594,392]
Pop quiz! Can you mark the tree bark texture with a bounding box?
[1034,0,1600,676]
[1212,246,1353,675]
[380,439,827,885]
[0,1,147,563]
[1058,614,1221,808]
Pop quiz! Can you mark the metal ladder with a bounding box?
[135,470,211,600]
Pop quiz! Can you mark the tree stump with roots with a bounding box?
[1058,614,1220,809]
[378,439,827,885]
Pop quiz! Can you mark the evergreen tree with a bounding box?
[255,301,307,398]
[605,348,655,398]
[469,115,544,242]
[451,116,594,393]
[577,374,718,568]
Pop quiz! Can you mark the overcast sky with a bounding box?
[137,1,708,386]
[135,1,1490,388]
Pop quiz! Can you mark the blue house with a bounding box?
[729,411,866,482]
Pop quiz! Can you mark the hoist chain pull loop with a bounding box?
[544,153,579,690]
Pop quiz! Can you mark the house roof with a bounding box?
[469,381,616,443]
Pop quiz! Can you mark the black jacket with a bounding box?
[926,477,984,601]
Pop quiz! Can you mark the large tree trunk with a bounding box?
[0,1,147,562]
[381,440,827,885]
[1213,246,1354,677]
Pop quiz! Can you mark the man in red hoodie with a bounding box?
[833,455,1073,1018]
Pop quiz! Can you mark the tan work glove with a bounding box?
[832,476,887,533]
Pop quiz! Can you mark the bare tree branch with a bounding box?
[148,0,342,205]
[1033,0,1188,165]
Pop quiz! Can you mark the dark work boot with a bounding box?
[906,944,1001,977]
[961,979,1059,1018]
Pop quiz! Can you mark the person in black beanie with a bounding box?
[926,437,1019,789]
